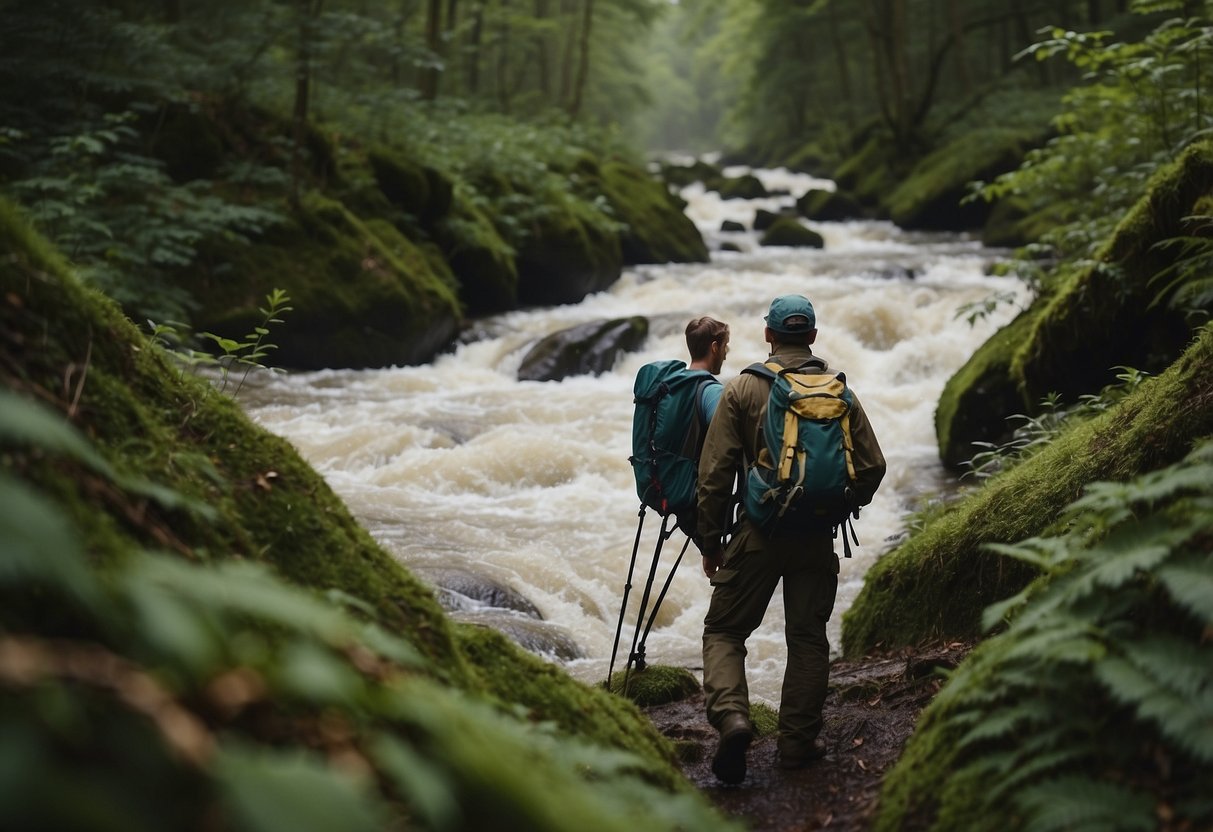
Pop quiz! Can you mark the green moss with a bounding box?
[433,190,519,315]
[887,127,1043,231]
[1,198,470,679]
[515,205,622,307]
[833,133,897,209]
[935,305,1042,470]
[749,701,779,738]
[454,624,688,792]
[759,217,824,248]
[607,664,701,707]
[844,324,1213,654]
[183,191,462,369]
[599,161,708,265]
[1011,140,1213,406]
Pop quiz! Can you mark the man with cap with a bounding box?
[696,294,886,785]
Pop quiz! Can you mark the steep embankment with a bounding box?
[0,201,737,832]
[844,139,1213,655]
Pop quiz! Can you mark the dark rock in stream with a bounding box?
[454,613,584,661]
[413,566,543,618]
[517,316,649,382]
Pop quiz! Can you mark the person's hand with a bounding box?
[702,549,724,579]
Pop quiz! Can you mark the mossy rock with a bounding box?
[183,192,462,369]
[711,173,769,201]
[886,126,1044,231]
[607,665,702,707]
[936,140,1213,471]
[833,133,898,210]
[845,323,1213,654]
[515,209,623,307]
[759,217,824,248]
[797,188,865,222]
[456,626,687,788]
[516,316,649,382]
[433,193,518,316]
[368,145,454,226]
[660,159,724,189]
[1011,140,1213,408]
[599,161,708,265]
[0,198,469,677]
[935,305,1042,470]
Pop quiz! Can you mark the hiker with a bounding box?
[609,315,731,690]
[684,315,729,423]
[696,294,886,785]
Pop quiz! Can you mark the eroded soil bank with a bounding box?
[644,642,971,832]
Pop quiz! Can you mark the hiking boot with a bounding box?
[778,739,828,770]
[711,712,754,785]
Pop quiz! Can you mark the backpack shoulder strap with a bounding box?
[741,361,779,382]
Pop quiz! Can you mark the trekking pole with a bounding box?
[635,532,693,664]
[622,513,673,697]
[606,504,648,690]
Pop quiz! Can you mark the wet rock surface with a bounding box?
[642,641,971,831]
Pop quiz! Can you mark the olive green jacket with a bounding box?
[696,345,887,553]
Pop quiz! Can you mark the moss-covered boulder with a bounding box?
[936,140,1213,469]
[710,173,769,201]
[935,305,1044,470]
[886,127,1043,231]
[844,323,1213,654]
[184,192,462,369]
[796,188,865,222]
[599,161,708,265]
[607,665,702,708]
[368,145,454,225]
[515,210,623,307]
[0,201,737,831]
[516,317,649,382]
[432,193,519,316]
[660,159,724,189]
[759,217,824,248]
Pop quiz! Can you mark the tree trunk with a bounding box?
[567,0,593,119]
[534,0,551,98]
[1088,0,1101,24]
[291,0,322,207]
[420,0,442,101]
[947,0,971,97]
[558,0,577,104]
[497,0,512,112]
[468,1,484,96]
[826,1,855,130]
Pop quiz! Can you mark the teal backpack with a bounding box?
[630,359,720,525]
[741,358,860,553]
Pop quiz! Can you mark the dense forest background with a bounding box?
[5,0,1212,344]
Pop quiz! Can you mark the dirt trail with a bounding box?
[644,643,970,832]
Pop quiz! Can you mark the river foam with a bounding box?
[242,168,1030,704]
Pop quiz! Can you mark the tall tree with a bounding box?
[567,0,594,119]
[420,0,443,100]
[292,0,323,206]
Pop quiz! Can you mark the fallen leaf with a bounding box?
[856,758,868,771]
[852,737,864,747]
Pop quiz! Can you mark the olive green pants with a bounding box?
[702,524,839,758]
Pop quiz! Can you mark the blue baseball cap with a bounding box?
[765,295,816,334]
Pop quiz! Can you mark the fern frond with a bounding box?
[957,701,1061,751]
[1156,556,1213,624]
[1019,776,1156,832]
[1095,655,1213,765]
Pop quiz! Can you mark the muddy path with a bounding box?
[643,643,971,832]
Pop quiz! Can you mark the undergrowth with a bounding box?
[874,438,1213,831]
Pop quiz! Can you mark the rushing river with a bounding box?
[241,167,1030,705]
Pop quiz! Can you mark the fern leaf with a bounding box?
[1019,776,1155,832]
[1157,558,1213,624]
[957,701,1060,750]
[1095,656,1213,764]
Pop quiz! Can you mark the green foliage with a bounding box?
[873,440,1213,832]
[200,288,293,398]
[964,367,1150,480]
[981,9,1213,268]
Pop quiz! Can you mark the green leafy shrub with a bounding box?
[873,440,1213,832]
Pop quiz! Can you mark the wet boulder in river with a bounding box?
[517,316,649,382]
[759,217,824,249]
